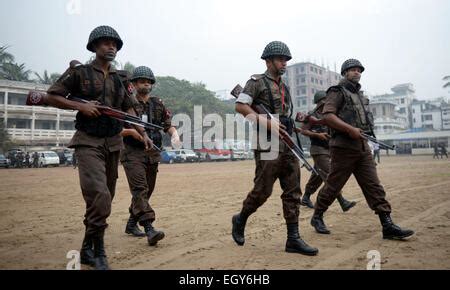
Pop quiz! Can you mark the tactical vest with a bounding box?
[124,98,163,149]
[332,86,374,136]
[75,65,126,138]
[258,76,294,135]
[309,109,329,149]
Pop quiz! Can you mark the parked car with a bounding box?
[160,151,177,164]
[38,151,60,167]
[170,149,199,163]
[0,154,10,168]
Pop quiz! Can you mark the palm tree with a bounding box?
[0,62,31,82]
[443,76,450,89]
[0,46,14,64]
[34,70,61,85]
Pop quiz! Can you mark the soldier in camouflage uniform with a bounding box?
[300,91,356,211]
[310,59,414,240]
[231,41,318,256]
[121,66,181,246]
[46,26,153,270]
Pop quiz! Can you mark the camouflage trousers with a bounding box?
[316,147,391,214]
[75,145,120,236]
[121,147,158,224]
[241,150,302,224]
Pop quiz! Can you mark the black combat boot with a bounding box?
[80,233,95,266]
[310,211,331,234]
[92,231,110,270]
[142,220,165,246]
[285,223,319,256]
[231,212,248,246]
[301,192,314,209]
[378,212,414,240]
[337,195,357,212]
[125,214,146,237]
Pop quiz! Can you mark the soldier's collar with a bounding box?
[264,70,283,84]
[91,59,117,74]
[340,79,361,93]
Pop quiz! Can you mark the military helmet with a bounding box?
[313,91,327,104]
[341,59,365,76]
[261,41,292,61]
[131,66,156,84]
[87,25,123,52]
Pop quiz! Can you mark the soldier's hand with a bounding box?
[316,132,331,141]
[259,116,286,135]
[143,135,154,151]
[78,102,101,118]
[129,129,144,142]
[347,127,364,140]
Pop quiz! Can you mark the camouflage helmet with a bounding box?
[313,91,327,104]
[341,59,365,76]
[131,66,156,84]
[261,41,292,61]
[86,25,123,52]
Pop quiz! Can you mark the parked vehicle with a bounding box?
[169,149,199,163]
[160,150,177,164]
[38,151,60,167]
[0,154,10,168]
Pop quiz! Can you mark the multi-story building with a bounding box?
[411,98,450,131]
[284,62,341,114]
[0,80,76,148]
[369,96,408,134]
[442,103,450,130]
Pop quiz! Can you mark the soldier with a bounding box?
[45,26,152,270]
[16,152,24,168]
[310,59,414,240]
[231,41,318,256]
[433,144,440,159]
[32,151,39,168]
[120,66,181,246]
[300,91,357,211]
[439,143,448,158]
[25,152,31,168]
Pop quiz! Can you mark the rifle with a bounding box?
[26,91,163,151]
[296,113,395,151]
[231,84,319,176]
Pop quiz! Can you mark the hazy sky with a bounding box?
[1,0,449,99]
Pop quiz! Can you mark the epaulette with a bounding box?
[250,74,264,81]
[69,60,84,69]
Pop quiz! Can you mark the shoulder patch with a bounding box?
[250,74,264,81]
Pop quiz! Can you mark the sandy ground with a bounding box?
[0,155,449,270]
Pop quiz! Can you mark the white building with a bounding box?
[369,96,408,134]
[442,103,450,130]
[0,80,76,148]
[411,100,443,131]
[371,83,416,129]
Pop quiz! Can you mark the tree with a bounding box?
[123,62,135,74]
[34,70,61,85]
[0,119,14,152]
[0,62,31,82]
[0,46,14,64]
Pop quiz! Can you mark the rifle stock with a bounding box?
[26,91,163,151]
